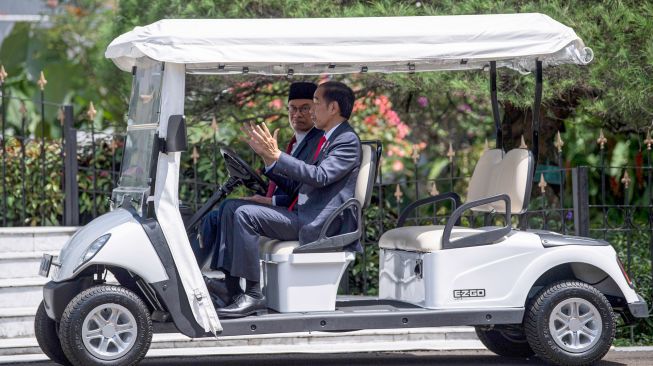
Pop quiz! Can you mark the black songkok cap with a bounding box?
[288,82,318,101]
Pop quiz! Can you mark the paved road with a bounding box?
[14,350,653,366]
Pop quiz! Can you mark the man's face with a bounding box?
[287,99,314,133]
[311,87,333,130]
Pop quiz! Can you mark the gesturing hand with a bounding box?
[241,122,281,166]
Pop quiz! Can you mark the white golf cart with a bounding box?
[35,14,648,366]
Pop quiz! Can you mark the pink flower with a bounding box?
[385,110,401,126]
[364,115,378,126]
[396,122,410,139]
[417,96,428,107]
[352,100,366,113]
[268,98,283,110]
[392,160,404,172]
[457,104,472,113]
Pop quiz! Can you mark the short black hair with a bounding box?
[318,81,355,119]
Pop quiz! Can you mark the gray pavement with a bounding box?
[10,349,653,366]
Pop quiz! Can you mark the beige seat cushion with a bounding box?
[355,144,373,207]
[260,239,299,256]
[378,225,499,252]
[467,148,533,214]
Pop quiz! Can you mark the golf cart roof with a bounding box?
[105,13,593,75]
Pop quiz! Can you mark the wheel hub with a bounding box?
[101,324,116,338]
[548,297,602,353]
[81,303,137,361]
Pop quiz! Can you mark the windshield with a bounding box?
[112,58,164,214]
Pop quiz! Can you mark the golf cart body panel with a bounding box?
[105,14,593,75]
[380,229,639,309]
[52,208,168,284]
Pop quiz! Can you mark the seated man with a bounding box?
[199,82,322,305]
[215,81,361,318]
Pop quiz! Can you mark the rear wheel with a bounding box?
[58,285,152,366]
[475,325,534,358]
[525,280,615,366]
[34,301,71,366]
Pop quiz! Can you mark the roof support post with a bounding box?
[532,60,543,169]
[489,61,502,150]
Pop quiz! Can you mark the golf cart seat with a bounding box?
[379,148,534,253]
[260,141,380,312]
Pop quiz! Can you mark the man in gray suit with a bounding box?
[216,81,361,317]
[199,82,322,306]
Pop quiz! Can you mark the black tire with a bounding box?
[35,301,72,366]
[475,325,535,358]
[524,280,615,366]
[58,285,152,366]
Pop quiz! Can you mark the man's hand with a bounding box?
[242,194,272,205]
[242,122,281,166]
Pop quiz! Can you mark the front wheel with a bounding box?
[475,325,534,358]
[524,280,615,366]
[58,285,152,366]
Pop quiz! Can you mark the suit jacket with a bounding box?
[265,121,362,249]
[271,127,322,207]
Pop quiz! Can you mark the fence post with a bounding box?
[63,105,79,226]
[572,166,589,237]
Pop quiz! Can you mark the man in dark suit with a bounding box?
[199,82,322,305]
[216,81,361,317]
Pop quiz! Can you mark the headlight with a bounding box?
[76,234,111,271]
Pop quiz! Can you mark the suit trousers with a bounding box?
[216,199,300,282]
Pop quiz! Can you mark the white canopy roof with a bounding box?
[105,13,593,75]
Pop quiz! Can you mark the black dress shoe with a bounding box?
[203,276,233,306]
[216,293,267,318]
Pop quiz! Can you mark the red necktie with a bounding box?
[266,136,297,197]
[288,135,326,211]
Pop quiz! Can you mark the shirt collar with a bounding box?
[293,128,311,146]
[323,121,343,141]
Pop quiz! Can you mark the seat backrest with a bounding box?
[355,142,380,209]
[466,148,534,215]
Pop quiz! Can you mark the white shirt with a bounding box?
[290,129,309,155]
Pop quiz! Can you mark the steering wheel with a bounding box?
[220,147,267,196]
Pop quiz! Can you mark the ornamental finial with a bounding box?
[191,146,200,163]
[519,135,527,149]
[57,108,65,125]
[597,129,607,150]
[554,131,564,153]
[0,65,7,83]
[446,142,455,162]
[86,102,97,121]
[411,144,420,164]
[394,184,403,201]
[37,71,47,91]
[211,116,218,132]
[538,173,547,193]
[644,129,653,151]
[429,181,439,196]
[621,171,631,189]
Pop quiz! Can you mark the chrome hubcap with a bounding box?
[81,303,137,360]
[549,298,602,353]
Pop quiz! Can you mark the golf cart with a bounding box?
[35,14,648,366]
